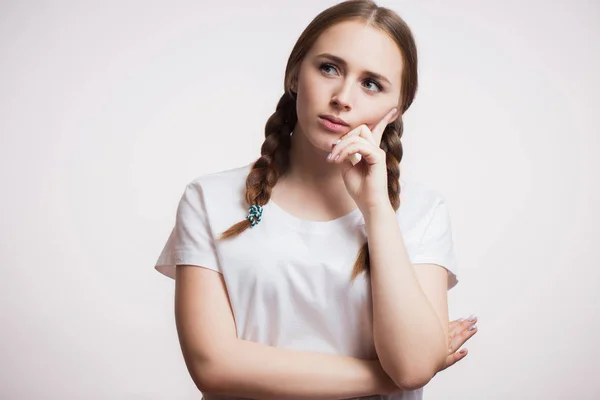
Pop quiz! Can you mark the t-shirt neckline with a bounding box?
[266,199,364,234]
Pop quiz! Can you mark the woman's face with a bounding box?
[294,19,403,152]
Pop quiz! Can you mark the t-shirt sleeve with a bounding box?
[154,182,221,280]
[412,196,459,290]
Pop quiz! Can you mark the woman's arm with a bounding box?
[175,264,400,399]
[199,337,399,399]
[363,203,449,390]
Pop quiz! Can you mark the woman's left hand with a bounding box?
[326,107,398,213]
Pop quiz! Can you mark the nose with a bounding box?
[331,81,353,111]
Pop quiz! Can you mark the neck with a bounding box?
[278,122,356,209]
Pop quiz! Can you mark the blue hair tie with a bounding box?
[246,204,263,227]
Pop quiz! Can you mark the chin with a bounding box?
[304,126,331,153]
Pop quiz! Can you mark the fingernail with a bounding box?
[459,349,467,354]
[327,153,332,160]
[334,154,340,161]
[468,324,477,331]
[333,139,341,146]
[467,314,477,322]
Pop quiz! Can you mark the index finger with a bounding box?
[372,107,398,143]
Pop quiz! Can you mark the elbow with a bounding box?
[396,339,448,390]
[397,352,446,390]
[394,369,435,391]
[187,356,230,395]
[382,335,448,391]
[188,360,216,394]
[386,357,442,391]
[182,339,240,394]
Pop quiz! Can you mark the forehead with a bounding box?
[307,19,403,84]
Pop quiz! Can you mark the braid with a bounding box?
[350,117,404,281]
[220,102,406,283]
[217,92,297,241]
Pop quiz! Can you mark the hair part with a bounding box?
[218,0,418,282]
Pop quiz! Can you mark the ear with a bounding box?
[289,76,298,94]
[387,111,401,125]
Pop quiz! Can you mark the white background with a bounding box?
[1,0,599,399]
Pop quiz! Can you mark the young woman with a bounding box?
[155,1,478,398]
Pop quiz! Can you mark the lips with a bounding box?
[320,115,349,126]
[318,116,349,133]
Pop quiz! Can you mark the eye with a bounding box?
[363,79,383,92]
[319,62,338,75]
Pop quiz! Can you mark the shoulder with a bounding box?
[397,177,451,233]
[179,162,254,207]
[180,162,254,230]
[399,177,447,212]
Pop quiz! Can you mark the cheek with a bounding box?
[296,74,325,120]
[295,89,310,120]
[355,103,385,129]
[364,96,399,125]
[298,73,323,105]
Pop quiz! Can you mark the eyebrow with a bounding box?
[316,52,392,85]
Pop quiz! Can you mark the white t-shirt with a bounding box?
[155,162,459,400]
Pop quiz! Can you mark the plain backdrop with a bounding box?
[1,0,599,399]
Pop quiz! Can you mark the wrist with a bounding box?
[362,201,395,222]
